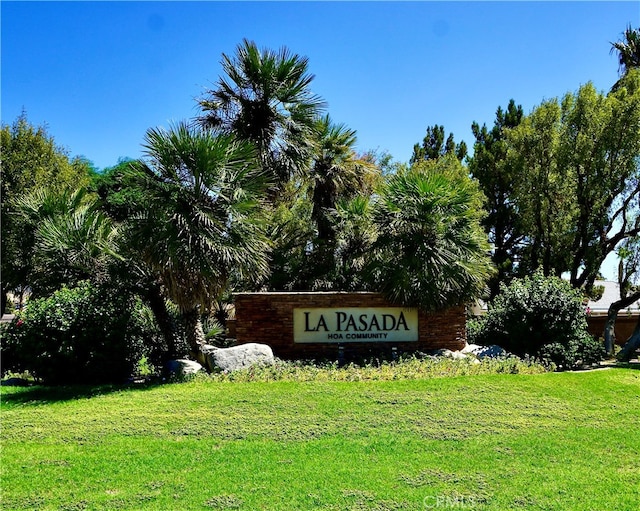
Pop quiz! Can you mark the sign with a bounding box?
[293,307,419,343]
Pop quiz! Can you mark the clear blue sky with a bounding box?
[1,1,639,277]
[3,1,638,169]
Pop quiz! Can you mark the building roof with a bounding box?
[469,280,640,317]
[587,281,640,315]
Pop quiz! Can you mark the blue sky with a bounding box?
[3,1,638,171]
[2,1,638,279]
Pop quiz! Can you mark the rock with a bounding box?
[205,343,274,373]
[0,377,30,387]
[474,345,508,359]
[461,343,508,359]
[433,348,468,360]
[166,359,203,376]
[461,344,507,360]
[461,343,483,354]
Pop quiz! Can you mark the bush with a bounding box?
[473,272,604,369]
[0,281,163,384]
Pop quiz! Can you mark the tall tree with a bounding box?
[1,114,93,311]
[410,125,467,164]
[604,236,640,356]
[506,72,640,290]
[126,122,271,354]
[469,100,524,297]
[307,115,378,286]
[197,39,326,198]
[333,195,377,291]
[507,97,576,278]
[367,155,494,310]
[611,24,640,90]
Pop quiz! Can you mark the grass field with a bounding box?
[2,366,639,510]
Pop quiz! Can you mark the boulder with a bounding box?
[166,359,203,376]
[204,343,274,373]
[461,343,508,359]
[474,345,508,359]
[433,348,468,360]
[1,377,30,387]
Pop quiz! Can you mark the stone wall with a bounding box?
[233,292,466,360]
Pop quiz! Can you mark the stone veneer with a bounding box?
[233,292,466,360]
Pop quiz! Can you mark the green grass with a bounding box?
[2,367,639,510]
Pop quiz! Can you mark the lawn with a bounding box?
[2,367,639,510]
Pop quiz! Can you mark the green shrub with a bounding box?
[0,281,163,384]
[473,272,604,369]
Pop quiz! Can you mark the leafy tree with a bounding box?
[468,100,524,297]
[604,236,640,358]
[1,114,94,310]
[410,125,467,164]
[93,159,192,358]
[90,158,142,221]
[125,122,271,353]
[611,25,640,91]
[506,98,575,278]
[506,72,640,290]
[367,155,494,310]
[197,39,326,197]
[265,188,315,291]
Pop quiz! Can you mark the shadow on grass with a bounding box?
[1,380,166,406]
[612,360,640,370]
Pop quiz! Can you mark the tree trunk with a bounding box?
[603,308,617,355]
[603,290,640,355]
[1,288,8,317]
[182,308,206,355]
[144,286,180,361]
[618,315,640,362]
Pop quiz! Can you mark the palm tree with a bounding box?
[197,39,326,197]
[127,122,271,353]
[14,187,120,298]
[367,156,494,311]
[333,195,377,291]
[310,115,377,243]
[307,115,378,287]
[611,25,640,90]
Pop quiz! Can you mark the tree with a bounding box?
[506,97,575,278]
[468,100,524,297]
[197,39,326,197]
[125,122,271,353]
[1,114,93,311]
[410,125,467,164]
[611,25,640,91]
[12,187,120,298]
[307,115,378,286]
[506,72,640,290]
[333,195,377,291]
[600,234,640,359]
[367,155,494,310]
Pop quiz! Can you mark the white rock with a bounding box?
[434,349,468,360]
[166,359,203,376]
[205,343,274,373]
